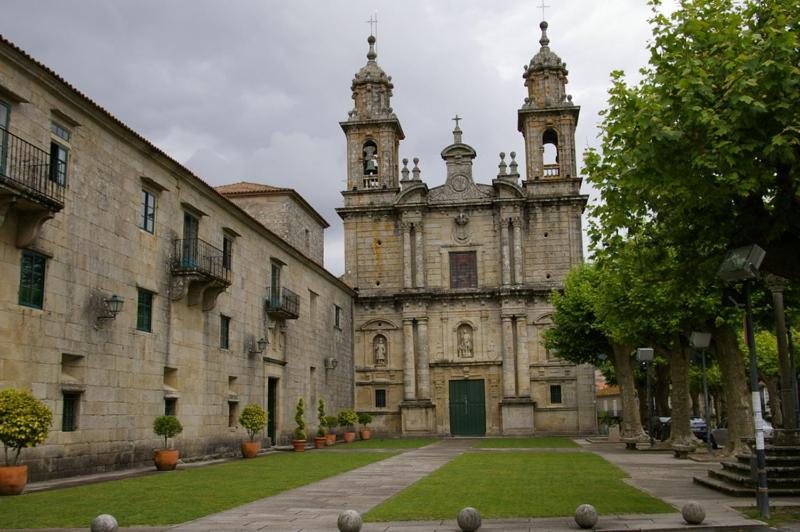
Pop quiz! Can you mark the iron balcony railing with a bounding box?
[0,126,66,207]
[264,287,300,319]
[171,238,231,284]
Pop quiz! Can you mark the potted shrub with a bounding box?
[0,389,52,495]
[324,415,338,445]
[338,409,358,443]
[292,398,306,452]
[358,412,373,440]
[238,403,267,458]
[314,400,327,449]
[153,415,183,471]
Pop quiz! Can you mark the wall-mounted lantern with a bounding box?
[97,294,124,323]
[249,337,267,355]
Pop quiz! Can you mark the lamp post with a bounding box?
[718,244,769,518]
[690,332,713,455]
[636,347,655,445]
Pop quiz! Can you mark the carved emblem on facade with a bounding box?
[457,323,474,358]
[453,211,470,244]
[373,334,387,366]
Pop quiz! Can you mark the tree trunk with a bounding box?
[713,323,753,454]
[636,378,648,429]
[667,344,695,447]
[613,342,647,440]
[761,372,783,427]
[655,367,671,416]
[691,389,701,418]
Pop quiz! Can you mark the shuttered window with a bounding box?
[449,251,477,288]
[19,250,46,309]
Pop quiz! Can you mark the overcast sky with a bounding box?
[1,1,669,276]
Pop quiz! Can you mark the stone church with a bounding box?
[337,22,596,436]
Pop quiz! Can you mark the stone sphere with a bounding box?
[457,506,482,532]
[90,514,119,532]
[574,504,598,529]
[337,509,363,532]
[682,502,706,525]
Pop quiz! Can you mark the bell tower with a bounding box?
[340,35,405,195]
[518,21,580,182]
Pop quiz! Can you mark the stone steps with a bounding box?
[709,468,800,489]
[693,473,800,497]
[722,459,800,478]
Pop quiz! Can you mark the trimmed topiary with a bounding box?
[238,404,267,442]
[338,409,358,431]
[317,399,327,438]
[294,398,306,441]
[0,388,53,466]
[153,415,183,450]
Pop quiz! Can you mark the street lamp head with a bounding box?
[717,244,766,282]
[256,337,268,353]
[690,331,712,349]
[636,347,654,362]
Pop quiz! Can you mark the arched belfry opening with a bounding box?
[542,128,559,177]
[362,140,379,188]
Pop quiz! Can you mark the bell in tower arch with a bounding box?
[363,141,379,177]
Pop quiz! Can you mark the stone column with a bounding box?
[502,316,516,398]
[416,318,430,400]
[402,222,412,289]
[414,222,425,288]
[512,217,523,284]
[515,316,530,397]
[500,218,511,286]
[766,274,797,429]
[402,319,416,400]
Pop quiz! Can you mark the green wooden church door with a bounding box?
[449,379,486,436]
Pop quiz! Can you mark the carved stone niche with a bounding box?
[373,334,388,366]
[456,323,474,358]
[358,319,398,367]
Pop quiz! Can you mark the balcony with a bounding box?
[170,238,231,310]
[265,287,300,320]
[0,127,66,247]
[543,164,560,178]
[362,175,380,189]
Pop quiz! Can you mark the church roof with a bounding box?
[352,36,393,89]
[216,181,330,228]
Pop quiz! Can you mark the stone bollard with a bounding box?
[574,504,598,529]
[681,502,705,525]
[457,506,482,531]
[90,514,119,532]
[337,509,363,532]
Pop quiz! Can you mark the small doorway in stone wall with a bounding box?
[448,379,486,436]
[267,377,278,445]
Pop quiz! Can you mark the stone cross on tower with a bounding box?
[538,0,550,21]
[452,114,463,144]
[366,12,378,38]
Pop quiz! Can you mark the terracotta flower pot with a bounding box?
[292,440,306,452]
[325,433,337,445]
[360,429,371,440]
[314,437,327,449]
[153,449,179,471]
[0,465,27,496]
[241,441,260,458]
[343,431,356,443]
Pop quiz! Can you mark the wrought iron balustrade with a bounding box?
[264,287,300,319]
[171,238,231,284]
[0,126,65,207]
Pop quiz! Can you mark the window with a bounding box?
[550,384,562,405]
[0,100,9,176]
[139,189,156,233]
[49,141,68,185]
[62,392,80,432]
[220,315,230,349]
[18,250,46,309]
[449,251,477,288]
[51,122,71,142]
[136,288,154,332]
[228,401,239,428]
[165,398,177,416]
[375,389,386,408]
[334,304,342,330]
[222,234,233,270]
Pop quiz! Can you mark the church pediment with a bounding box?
[429,178,492,203]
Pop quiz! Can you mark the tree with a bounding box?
[0,389,52,466]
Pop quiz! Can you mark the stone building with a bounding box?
[338,24,596,436]
[0,36,353,480]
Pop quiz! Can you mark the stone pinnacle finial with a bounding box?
[367,35,377,61]
[509,151,519,175]
[401,158,410,181]
[539,21,550,48]
[498,152,508,176]
[411,157,421,180]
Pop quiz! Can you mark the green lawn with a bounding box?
[472,437,580,448]
[0,452,395,529]
[365,452,674,521]
[741,506,800,527]
[341,438,439,449]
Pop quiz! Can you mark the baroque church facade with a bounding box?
[337,23,596,436]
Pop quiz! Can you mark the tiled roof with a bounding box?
[215,181,288,195]
[596,385,620,397]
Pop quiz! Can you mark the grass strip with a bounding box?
[472,437,580,448]
[0,451,395,528]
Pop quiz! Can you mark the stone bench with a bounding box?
[621,438,639,450]
[672,444,694,459]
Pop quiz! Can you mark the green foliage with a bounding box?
[357,412,372,428]
[316,400,327,438]
[0,451,395,527]
[238,404,267,442]
[153,415,183,449]
[293,398,306,441]
[472,437,580,449]
[0,388,52,466]
[338,409,358,430]
[324,415,339,434]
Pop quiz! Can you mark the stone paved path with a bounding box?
[167,440,470,532]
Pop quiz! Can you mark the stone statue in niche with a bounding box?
[457,324,473,358]
[373,334,387,366]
